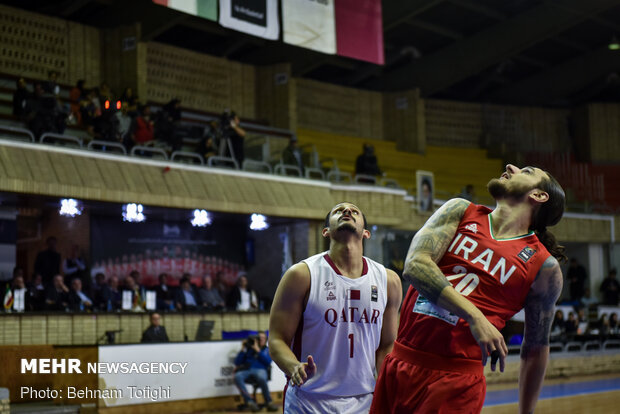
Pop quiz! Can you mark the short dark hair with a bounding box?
[324,203,368,229]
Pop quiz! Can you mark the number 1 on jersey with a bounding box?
[348,333,354,358]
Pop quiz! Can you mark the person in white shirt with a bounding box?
[269,202,402,413]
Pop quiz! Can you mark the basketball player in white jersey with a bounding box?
[269,202,402,413]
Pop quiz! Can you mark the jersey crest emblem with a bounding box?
[327,291,337,301]
[465,223,478,233]
[371,285,378,302]
[517,246,536,263]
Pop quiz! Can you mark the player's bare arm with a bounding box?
[375,269,402,373]
[404,197,508,369]
[268,262,316,386]
[519,256,563,414]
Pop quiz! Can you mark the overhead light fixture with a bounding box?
[122,203,145,222]
[609,35,620,50]
[191,209,212,227]
[59,199,82,217]
[249,213,269,231]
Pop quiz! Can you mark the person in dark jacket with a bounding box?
[141,313,169,343]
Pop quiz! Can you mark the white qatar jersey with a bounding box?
[288,251,388,399]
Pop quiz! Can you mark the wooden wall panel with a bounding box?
[144,42,256,118]
[255,63,295,129]
[0,5,103,88]
[296,78,383,140]
[586,103,620,163]
[383,89,426,153]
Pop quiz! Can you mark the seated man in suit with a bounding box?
[175,276,199,311]
[141,312,169,343]
[45,274,69,311]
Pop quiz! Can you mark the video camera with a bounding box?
[244,334,259,349]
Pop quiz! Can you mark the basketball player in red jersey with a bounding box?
[269,202,402,413]
[371,165,566,414]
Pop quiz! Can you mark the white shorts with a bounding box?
[284,386,372,414]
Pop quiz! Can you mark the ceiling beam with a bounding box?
[372,0,620,94]
[383,0,446,31]
[446,0,507,20]
[405,18,463,40]
[490,46,620,104]
[551,37,590,52]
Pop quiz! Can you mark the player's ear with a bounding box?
[362,229,371,239]
[322,227,330,238]
[529,189,549,204]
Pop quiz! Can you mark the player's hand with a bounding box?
[468,315,508,372]
[290,355,316,386]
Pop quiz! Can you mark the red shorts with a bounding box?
[371,342,486,414]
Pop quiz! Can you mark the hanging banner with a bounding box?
[335,0,384,64]
[152,0,218,21]
[219,0,279,40]
[282,0,336,54]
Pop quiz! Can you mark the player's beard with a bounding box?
[487,178,533,199]
[332,221,362,239]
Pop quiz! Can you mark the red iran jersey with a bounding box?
[397,203,550,360]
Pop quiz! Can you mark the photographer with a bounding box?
[233,331,278,412]
[221,110,246,166]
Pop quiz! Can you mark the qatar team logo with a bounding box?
[324,281,335,291]
[517,246,536,263]
[464,223,478,233]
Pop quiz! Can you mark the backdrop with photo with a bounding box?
[90,214,248,286]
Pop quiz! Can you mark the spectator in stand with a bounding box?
[108,276,122,311]
[215,270,230,301]
[141,312,169,343]
[355,143,382,180]
[155,273,174,311]
[34,236,61,288]
[127,105,155,149]
[43,70,60,97]
[550,309,565,342]
[196,122,218,161]
[120,87,138,115]
[99,82,114,103]
[221,110,246,166]
[29,80,66,139]
[457,184,476,202]
[45,274,69,311]
[175,276,199,311]
[68,79,85,125]
[11,274,29,311]
[227,275,258,311]
[600,268,620,305]
[27,274,46,311]
[12,77,30,118]
[281,136,305,174]
[68,278,93,312]
[565,311,579,338]
[92,272,110,311]
[199,275,225,311]
[610,313,619,335]
[63,244,87,287]
[115,101,133,144]
[156,98,183,151]
[567,258,588,302]
[598,314,611,339]
[93,103,119,142]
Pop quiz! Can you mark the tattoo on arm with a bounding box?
[521,257,563,359]
[403,199,469,303]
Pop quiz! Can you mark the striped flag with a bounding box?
[152,0,218,21]
[3,284,13,310]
